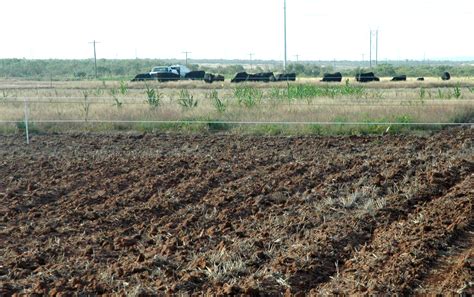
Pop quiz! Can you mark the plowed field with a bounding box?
[1,128,473,295]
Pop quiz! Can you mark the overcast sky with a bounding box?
[1,0,473,61]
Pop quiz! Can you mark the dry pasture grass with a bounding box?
[0,78,473,133]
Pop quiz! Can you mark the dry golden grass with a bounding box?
[1,78,473,134]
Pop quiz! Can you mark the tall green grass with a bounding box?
[269,82,365,101]
[234,86,263,108]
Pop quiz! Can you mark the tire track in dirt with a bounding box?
[317,174,473,295]
[415,222,474,295]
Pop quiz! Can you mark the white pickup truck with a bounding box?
[131,65,206,82]
[150,65,191,78]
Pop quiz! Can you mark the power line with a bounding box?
[89,40,100,79]
[182,51,191,66]
[370,31,372,68]
[376,29,379,66]
[249,53,254,70]
[369,30,379,68]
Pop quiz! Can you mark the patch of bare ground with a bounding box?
[416,222,473,295]
[0,127,472,295]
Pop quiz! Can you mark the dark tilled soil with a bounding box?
[0,128,472,295]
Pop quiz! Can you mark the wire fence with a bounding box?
[1,119,471,125]
[1,97,472,144]
[1,97,473,107]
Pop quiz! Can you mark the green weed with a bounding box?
[178,89,198,109]
[94,88,104,96]
[211,92,226,113]
[144,83,161,107]
[453,83,462,99]
[419,87,425,100]
[16,121,39,134]
[271,84,365,101]
[108,88,122,108]
[207,121,232,131]
[1,89,10,100]
[119,80,128,96]
[82,90,91,122]
[206,90,223,111]
[234,86,262,108]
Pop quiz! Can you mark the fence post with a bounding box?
[24,97,29,144]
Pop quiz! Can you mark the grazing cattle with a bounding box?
[321,72,342,82]
[231,72,276,83]
[248,72,276,82]
[184,71,206,80]
[231,72,295,83]
[417,77,425,81]
[204,73,215,83]
[131,73,153,82]
[391,75,407,81]
[441,72,451,81]
[204,73,225,83]
[214,74,225,82]
[231,72,249,83]
[275,73,296,81]
[355,72,380,83]
[155,72,180,82]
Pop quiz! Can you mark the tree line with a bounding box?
[0,58,472,80]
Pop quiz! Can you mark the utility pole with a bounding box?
[89,40,100,79]
[248,53,254,70]
[283,0,287,71]
[375,29,379,66]
[369,30,379,68]
[294,54,299,62]
[369,31,372,68]
[182,51,191,66]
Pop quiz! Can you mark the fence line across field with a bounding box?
[2,119,471,125]
[4,97,472,144]
[2,99,472,107]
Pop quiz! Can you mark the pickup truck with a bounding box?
[131,65,213,82]
[150,65,191,77]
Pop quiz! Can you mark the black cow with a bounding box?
[231,72,276,83]
[441,72,451,81]
[275,73,296,81]
[231,72,249,83]
[391,75,407,81]
[185,71,206,80]
[131,73,153,82]
[321,72,342,82]
[214,75,225,82]
[417,77,425,81]
[356,72,380,83]
[155,72,180,82]
[248,72,276,82]
[204,73,215,83]
[204,73,225,83]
